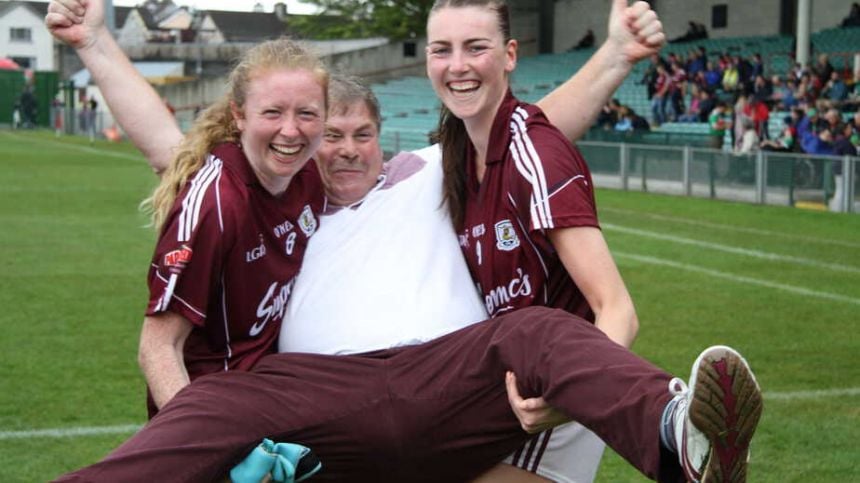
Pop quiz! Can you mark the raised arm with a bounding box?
[536,0,664,142]
[46,0,182,174]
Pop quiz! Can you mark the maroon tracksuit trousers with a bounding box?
[56,307,683,482]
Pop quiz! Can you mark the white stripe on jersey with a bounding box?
[509,115,545,229]
[220,272,232,371]
[511,107,554,230]
[152,264,207,318]
[158,273,178,312]
[178,156,222,242]
[507,193,550,305]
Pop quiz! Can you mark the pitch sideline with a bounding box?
[601,207,860,250]
[606,223,860,275]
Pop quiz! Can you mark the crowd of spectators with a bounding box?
[635,43,859,156]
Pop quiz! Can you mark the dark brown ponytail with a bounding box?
[437,105,470,230]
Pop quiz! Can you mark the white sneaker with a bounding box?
[670,345,763,482]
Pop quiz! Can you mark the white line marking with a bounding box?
[0,131,145,163]
[601,207,860,249]
[606,223,860,274]
[764,388,860,401]
[615,251,860,306]
[3,387,858,440]
[0,424,141,440]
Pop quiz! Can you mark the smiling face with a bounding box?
[232,68,325,195]
[426,4,516,130]
[316,101,384,206]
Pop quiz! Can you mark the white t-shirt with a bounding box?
[279,145,488,355]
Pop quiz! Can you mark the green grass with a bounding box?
[1,129,859,482]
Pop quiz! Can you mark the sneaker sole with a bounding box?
[689,346,763,483]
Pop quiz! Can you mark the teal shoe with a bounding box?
[230,438,322,482]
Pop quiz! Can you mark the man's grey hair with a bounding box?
[328,74,382,130]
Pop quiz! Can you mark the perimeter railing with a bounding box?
[577,141,859,214]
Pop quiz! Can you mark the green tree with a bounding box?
[290,0,433,40]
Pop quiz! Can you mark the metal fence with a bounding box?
[577,141,859,213]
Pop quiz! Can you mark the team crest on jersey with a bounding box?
[163,245,192,268]
[494,220,520,251]
[298,205,317,237]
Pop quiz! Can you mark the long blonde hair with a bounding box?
[143,38,329,230]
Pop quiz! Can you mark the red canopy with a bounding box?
[0,58,21,70]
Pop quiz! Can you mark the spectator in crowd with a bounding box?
[613,106,633,131]
[736,117,760,154]
[823,108,842,132]
[628,107,651,131]
[639,54,666,100]
[668,60,687,121]
[708,101,730,150]
[571,28,595,50]
[798,107,835,155]
[12,102,21,129]
[722,57,740,92]
[791,61,806,80]
[832,121,859,156]
[686,47,705,76]
[18,88,37,128]
[760,117,796,152]
[751,53,765,80]
[841,3,860,28]
[752,75,772,102]
[736,54,754,92]
[87,97,98,143]
[651,63,670,126]
[812,54,835,88]
[745,95,770,140]
[677,83,703,122]
[671,20,707,43]
[697,88,716,122]
[823,71,849,104]
[703,60,722,92]
[733,94,751,149]
[596,98,622,130]
[829,119,858,212]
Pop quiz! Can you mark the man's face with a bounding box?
[316,101,384,206]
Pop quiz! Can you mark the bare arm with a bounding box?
[138,312,193,409]
[536,0,665,142]
[46,0,182,174]
[548,226,638,347]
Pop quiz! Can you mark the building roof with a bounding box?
[206,10,289,42]
[0,1,132,29]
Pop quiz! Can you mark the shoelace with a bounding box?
[668,376,689,397]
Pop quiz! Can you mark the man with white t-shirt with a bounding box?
[47,1,669,481]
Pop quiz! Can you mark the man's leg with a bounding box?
[392,307,760,482]
[54,353,393,482]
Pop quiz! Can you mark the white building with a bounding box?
[0,1,53,70]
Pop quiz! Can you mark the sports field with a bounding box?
[1,129,858,482]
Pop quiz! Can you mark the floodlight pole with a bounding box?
[105,0,116,35]
[795,0,811,67]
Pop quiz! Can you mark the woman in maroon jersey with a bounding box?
[137,39,327,418]
[135,38,328,418]
[427,1,642,480]
[427,1,760,482]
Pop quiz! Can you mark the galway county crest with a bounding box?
[494,219,520,251]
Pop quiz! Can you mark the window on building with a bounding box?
[712,5,728,29]
[11,57,34,69]
[10,27,32,42]
[403,41,417,58]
